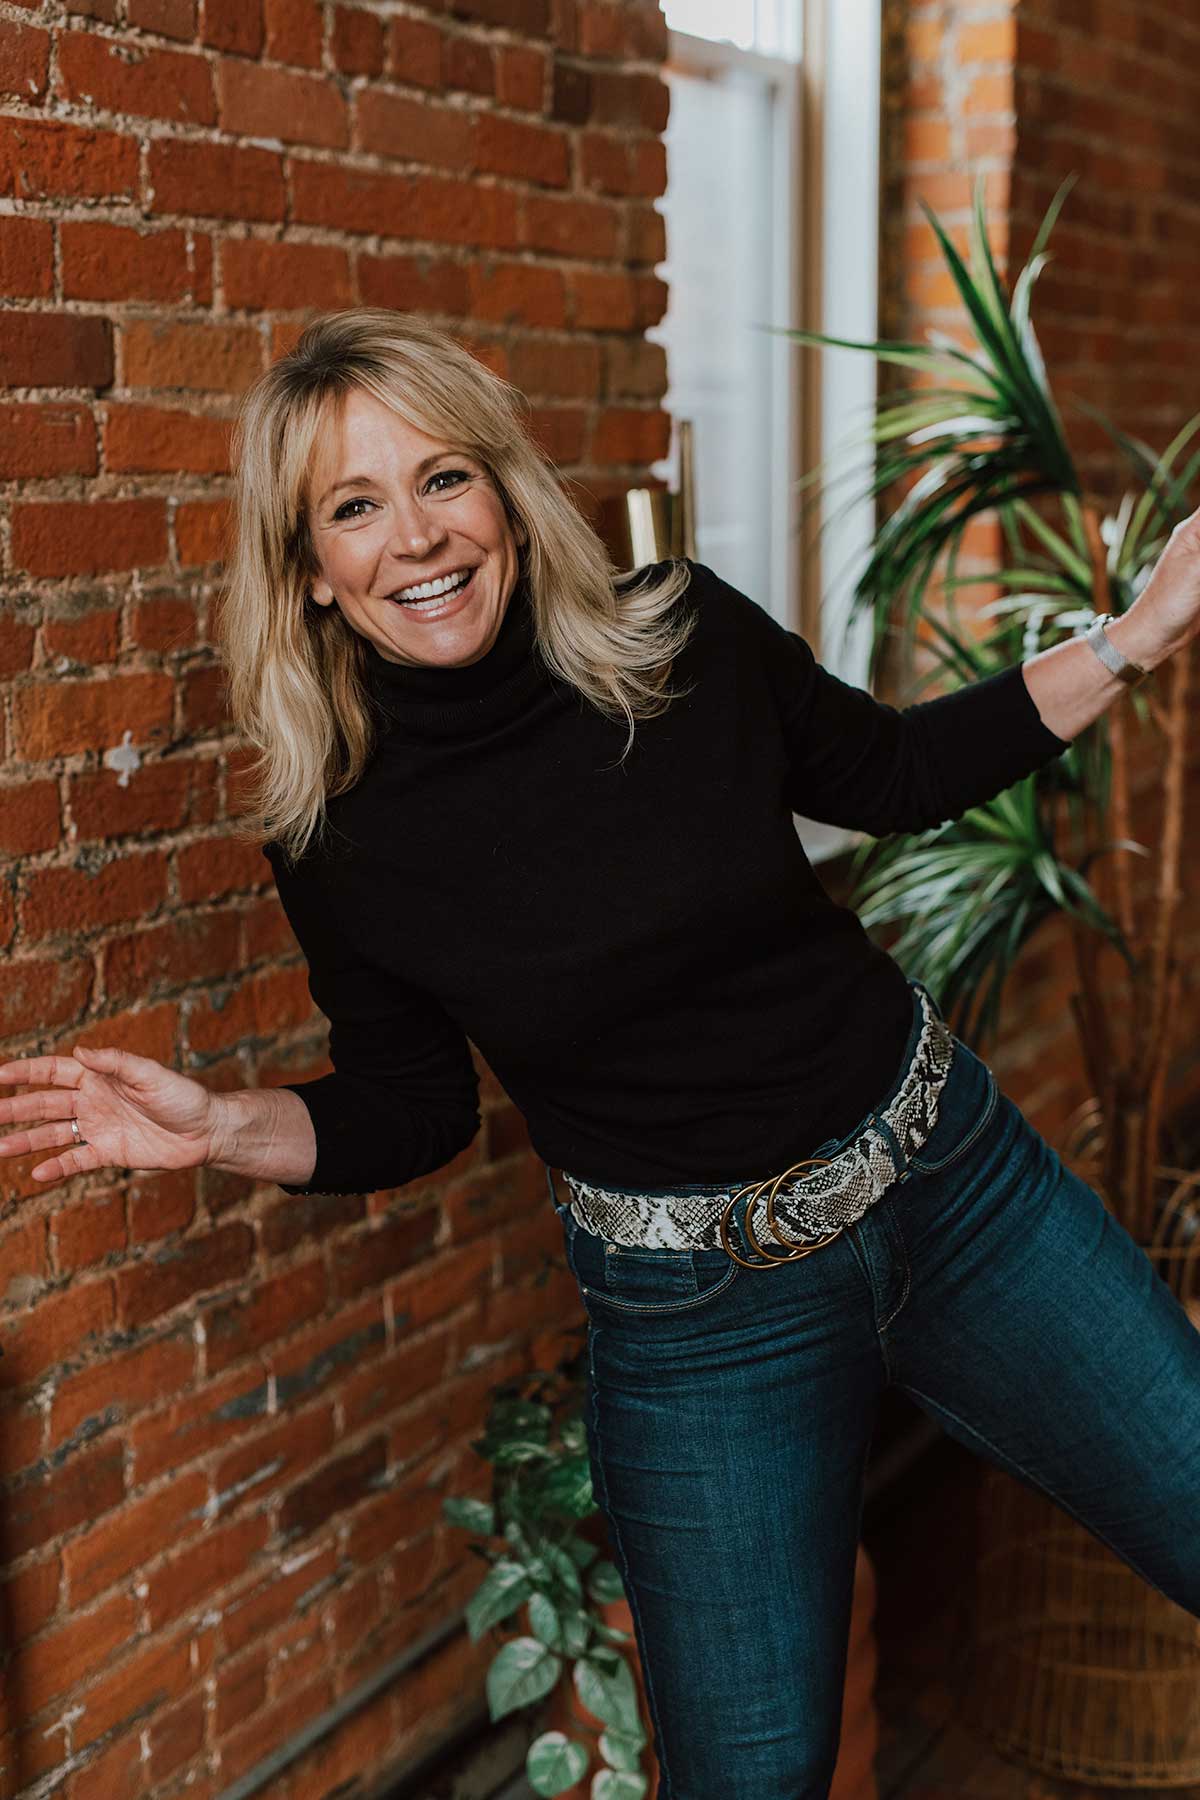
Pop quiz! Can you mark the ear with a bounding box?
[307,576,335,608]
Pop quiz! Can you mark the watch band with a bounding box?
[1084,613,1149,688]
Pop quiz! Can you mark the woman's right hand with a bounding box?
[0,1045,219,1186]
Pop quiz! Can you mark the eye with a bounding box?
[426,468,472,493]
[332,496,373,521]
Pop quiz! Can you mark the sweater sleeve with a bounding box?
[263,841,481,1197]
[702,563,1071,836]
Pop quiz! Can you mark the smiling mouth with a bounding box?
[388,568,475,612]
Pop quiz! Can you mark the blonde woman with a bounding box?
[3,308,1200,1799]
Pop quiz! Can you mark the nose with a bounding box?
[387,493,447,562]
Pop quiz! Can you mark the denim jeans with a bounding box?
[549,982,1200,1799]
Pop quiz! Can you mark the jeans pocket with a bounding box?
[559,1208,740,1318]
[906,1038,999,1175]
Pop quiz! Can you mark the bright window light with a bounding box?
[661,0,801,59]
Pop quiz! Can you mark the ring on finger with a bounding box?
[70,1116,86,1148]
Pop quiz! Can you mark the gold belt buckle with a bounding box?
[718,1158,845,1269]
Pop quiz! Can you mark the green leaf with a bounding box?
[467,1560,532,1642]
[543,1542,584,1599]
[574,1651,642,1732]
[591,1772,647,1799]
[561,1605,594,1658]
[528,1590,564,1651]
[486,1636,562,1723]
[443,1496,496,1536]
[586,1559,627,1605]
[599,1724,646,1771]
[527,1730,590,1798]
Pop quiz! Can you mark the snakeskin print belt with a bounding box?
[561,985,956,1268]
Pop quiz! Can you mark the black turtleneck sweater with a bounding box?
[262,560,1069,1196]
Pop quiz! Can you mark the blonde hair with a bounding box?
[217,308,697,864]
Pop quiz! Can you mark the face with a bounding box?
[304,387,524,668]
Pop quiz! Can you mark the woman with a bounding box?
[2,308,1200,1799]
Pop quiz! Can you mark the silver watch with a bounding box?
[1084,613,1149,689]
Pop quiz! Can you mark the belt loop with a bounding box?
[544,1162,559,1207]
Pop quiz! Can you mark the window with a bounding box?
[649,0,883,864]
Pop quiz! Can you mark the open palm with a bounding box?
[0,1046,219,1185]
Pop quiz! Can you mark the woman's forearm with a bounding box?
[1021,604,1186,743]
[207,1085,317,1185]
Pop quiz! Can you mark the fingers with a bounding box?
[0,1117,81,1158]
[30,1142,93,1183]
[0,1054,82,1089]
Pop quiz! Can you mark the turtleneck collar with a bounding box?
[360,572,544,727]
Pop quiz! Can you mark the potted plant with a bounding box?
[781,173,1197,1241]
[442,1343,657,1799]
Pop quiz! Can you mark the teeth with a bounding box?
[395,568,471,603]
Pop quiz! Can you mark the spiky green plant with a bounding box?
[777,174,1198,1236]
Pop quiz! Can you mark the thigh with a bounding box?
[889,1078,1200,1615]
[557,1200,886,1800]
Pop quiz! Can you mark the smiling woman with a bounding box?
[303,392,524,673]
[216,307,697,865]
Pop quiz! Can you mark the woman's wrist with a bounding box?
[206,1086,318,1186]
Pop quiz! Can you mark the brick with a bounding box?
[13,669,173,758]
[331,1211,439,1302]
[522,191,621,258]
[0,1216,48,1310]
[592,404,670,464]
[354,89,475,167]
[147,137,286,223]
[20,850,170,941]
[70,761,193,844]
[332,5,384,74]
[214,1645,267,1735]
[0,120,136,213]
[0,1553,60,1649]
[264,0,323,66]
[388,14,442,86]
[176,496,232,565]
[270,1299,386,1409]
[474,112,572,184]
[213,1406,334,1528]
[148,1692,207,1784]
[218,1673,334,1787]
[61,219,190,303]
[62,1003,179,1072]
[0,1279,115,1389]
[289,158,416,234]
[0,312,112,388]
[130,1362,269,1482]
[42,601,121,665]
[13,495,168,580]
[178,661,227,736]
[4,1439,125,1560]
[73,1630,191,1751]
[129,0,196,36]
[2,401,96,486]
[0,779,61,855]
[115,1221,255,1328]
[495,42,544,110]
[0,955,92,1041]
[0,607,36,678]
[279,1434,385,1540]
[128,593,201,652]
[178,838,285,907]
[145,1509,269,1627]
[221,1542,336,1657]
[56,31,215,124]
[20,1588,137,1716]
[51,1189,126,1274]
[357,250,469,316]
[444,32,494,96]
[389,1236,493,1332]
[71,1732,145,1800]
[341,1465,442,1565]
[121,318,262,393]
[218,59,347,147]
[959,15,1017,62]
[203,1258,326,1371]
[339,1328,451,1433]
[466,260,567,328]
[409,175,521,249]
[0,16,49,100]
[126,1167,197,1246]
[65,1468,208,1604]
[103,401,233,474]
[0,213,53,297]
[103,913,241,1009]
[49,1332,193,1440]
[221,238,353,311]
[200,0,262,54]
[261,1188,365,1256]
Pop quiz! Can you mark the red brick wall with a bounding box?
[878,0,1200,1144]
[0,3,669,1795]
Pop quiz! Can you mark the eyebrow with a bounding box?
[317,450,475,509]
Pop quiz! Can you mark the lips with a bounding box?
[390,567,476,604]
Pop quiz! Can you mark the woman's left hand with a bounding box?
[1125,501,1200,657]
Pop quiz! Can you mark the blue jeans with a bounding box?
[550,982,1200,1799]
